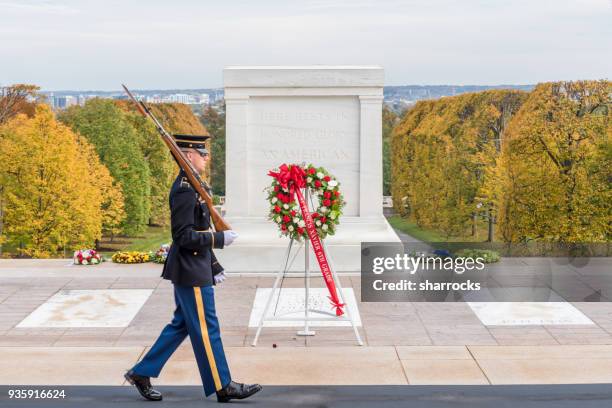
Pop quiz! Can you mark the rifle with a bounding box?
[121,84,231,232]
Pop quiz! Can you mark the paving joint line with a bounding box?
[393,345,410,384]
[413,303,436,346]
[483,324,502,346]
[541,325,565,345]
[466,345,492,385]
[570,301,609,334]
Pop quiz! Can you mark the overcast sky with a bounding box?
[1,0,610,91]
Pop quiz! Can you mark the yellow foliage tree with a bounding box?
[0,105,123,257]
[488,80,611,242]
[391,90,527,239]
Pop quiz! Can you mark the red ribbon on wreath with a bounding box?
[268,164,345,316]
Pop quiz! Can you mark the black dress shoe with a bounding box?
[216,381,262,403]
[124,370,163,401]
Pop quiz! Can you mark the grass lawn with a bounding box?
[386,215,494,243]
[99,226,171,257]
[386,215,446,242]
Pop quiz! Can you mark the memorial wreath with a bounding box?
[266,163,346,315]
[266,163,345,241]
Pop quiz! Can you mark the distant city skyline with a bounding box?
[2,0,610,90]
[40,84,535,113]
[39,84,530,93]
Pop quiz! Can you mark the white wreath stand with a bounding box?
[251,186,363,346]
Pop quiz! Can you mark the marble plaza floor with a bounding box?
[1,258,612,386]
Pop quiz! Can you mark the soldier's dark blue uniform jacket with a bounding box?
[161,170,225,287]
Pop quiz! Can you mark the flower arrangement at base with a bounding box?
[266,163,345,241]
[112,251,150,264]
[73,249,102,265]
[152,244,171,264]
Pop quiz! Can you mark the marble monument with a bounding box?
[216,66,401,272]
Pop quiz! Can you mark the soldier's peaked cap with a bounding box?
[173,134,210,155]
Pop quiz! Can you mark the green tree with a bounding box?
[116,101,212,224]
[59,99,151,235]
[120,112,174,226]
[201,105,226,195]
[382,106,398,196]
[75,134,126,239]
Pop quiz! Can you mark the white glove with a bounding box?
[223,230,239,246]
[214,271,227,284]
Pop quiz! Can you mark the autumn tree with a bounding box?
[487,80,611,242]
[0,105,122,257]
[0,84,39,125]
[0,84,42,254]
[391,90,527,239]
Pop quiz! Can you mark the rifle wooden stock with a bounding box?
[122,84,231,232]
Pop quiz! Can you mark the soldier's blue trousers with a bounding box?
[131,284,231,396]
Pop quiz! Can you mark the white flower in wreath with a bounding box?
[328,180,338,188]
[283,204,289,209]
[320,206,328,213]
[271,197,278,204]
[317,172,324,179]
[322,224,329,231]
[298,220,305,227]
[288,225,294,232]
[316,220,322,226]
[330,212,336,220]
[307,177,313,183]
[293,217,299,223]
[275,216,281,222]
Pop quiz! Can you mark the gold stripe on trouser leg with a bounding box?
[193,287,222,390]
